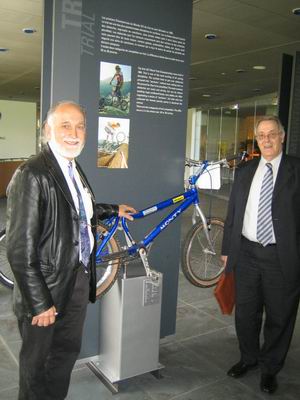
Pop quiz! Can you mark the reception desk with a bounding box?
[0,159,26,198]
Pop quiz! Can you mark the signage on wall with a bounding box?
[93,0,191,169]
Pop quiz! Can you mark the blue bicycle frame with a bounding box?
[95,161,211,262]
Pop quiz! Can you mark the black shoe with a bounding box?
[260,374,278,394]
[227,360,258,378]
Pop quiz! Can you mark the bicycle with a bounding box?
[95,152,247,297]
[106,85,128,111]
[0,153,246,295]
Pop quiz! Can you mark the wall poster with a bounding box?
[95,2,190,170]
[98,62,131,168]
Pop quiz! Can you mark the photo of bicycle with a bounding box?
[97,117,130,168]
[99,62,131,116]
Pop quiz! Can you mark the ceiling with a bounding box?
[0,0,300,109]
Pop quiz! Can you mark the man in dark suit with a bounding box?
[6,101,136,400]
[221,116,300,394]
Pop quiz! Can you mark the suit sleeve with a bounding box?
[6,166,54,316]
[221,169,239,255]
[96,203,119,220]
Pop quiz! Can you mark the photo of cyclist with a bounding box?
[99,62,131,116]
[110,65,124,101]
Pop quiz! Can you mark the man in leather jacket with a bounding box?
[6,101,136,400]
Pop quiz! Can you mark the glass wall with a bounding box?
[192,93,278,162]
[190,93,278,195]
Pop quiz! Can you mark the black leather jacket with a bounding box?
[6,145,118,319]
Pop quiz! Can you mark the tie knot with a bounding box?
[266,162,272,170]
[68,161,75,180]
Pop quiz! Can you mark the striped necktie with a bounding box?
[257,163,273,246]
[68,162,91,267]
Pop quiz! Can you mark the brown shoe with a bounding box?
[227,360,258,378]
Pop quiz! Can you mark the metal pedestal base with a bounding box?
[87,271,164,393]
[87,359,164,394]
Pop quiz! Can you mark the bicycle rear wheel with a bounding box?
[95,223,122,298]
[181,218,224,287]
[0,229,14,289]
[120,99,128,111]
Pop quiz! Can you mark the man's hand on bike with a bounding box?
[31,305,57,327]
[220,255,228,269]
[118,204,137,221]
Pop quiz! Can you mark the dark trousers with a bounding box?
[235,237,300,375]
[17,267,90,400]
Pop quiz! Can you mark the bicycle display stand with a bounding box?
[87,263,164,394]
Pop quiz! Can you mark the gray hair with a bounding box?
[42,100,86,143]
[255,115,285,136]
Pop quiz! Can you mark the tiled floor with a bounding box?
[0,194,299,400]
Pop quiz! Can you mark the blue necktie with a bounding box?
[257,163,273,246]
[68,162,91,267]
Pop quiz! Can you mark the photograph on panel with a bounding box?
[99,62,131,116]
[97,116,130,168]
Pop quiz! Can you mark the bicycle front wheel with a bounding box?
[105,94,113,106]
[181,218,224,287]
[95,223,122,298]
[0,230,14,289]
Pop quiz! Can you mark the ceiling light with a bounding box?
[205,33,217,40]
[253,65,266,70]
[202,94,211,97]
[22,28,37,34]
[189,76,197,80]
[253,88,261,92]
[292,8,300,15]
[0,48,9,52]
[236,69,246,73]
[230,104,239,110]
[221,72,226,75]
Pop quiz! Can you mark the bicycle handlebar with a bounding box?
[185,151,248,167]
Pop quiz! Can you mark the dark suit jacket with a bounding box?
[222,154,300,285]
[6,145,118,319]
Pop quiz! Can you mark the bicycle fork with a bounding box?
[194,204,216,255]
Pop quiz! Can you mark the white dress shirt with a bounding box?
[242,152,282,243]
[48,142,94,257]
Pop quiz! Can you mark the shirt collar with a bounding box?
[260,152,282,169]
[48,141,75,169]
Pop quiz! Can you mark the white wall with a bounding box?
[185,108,196,159]
[0,100,37,159]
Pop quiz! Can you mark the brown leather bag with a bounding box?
[214,270,235,315]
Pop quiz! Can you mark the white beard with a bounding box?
[48,135,84,159]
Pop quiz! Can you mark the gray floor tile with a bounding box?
[66,366,153,400]
[0,387,19,400]
[174,303,227,342]
[0,285,14,318]
[179,325,240,372]
[0,342,19,393]
[134,341,225,400]
[193,296,235,326]
[177,273,215,304]
[0,315,20,343]
[172,378,266,400]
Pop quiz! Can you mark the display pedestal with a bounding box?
[87,270,164,393]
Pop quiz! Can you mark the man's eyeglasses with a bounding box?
[255,132,281,142]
